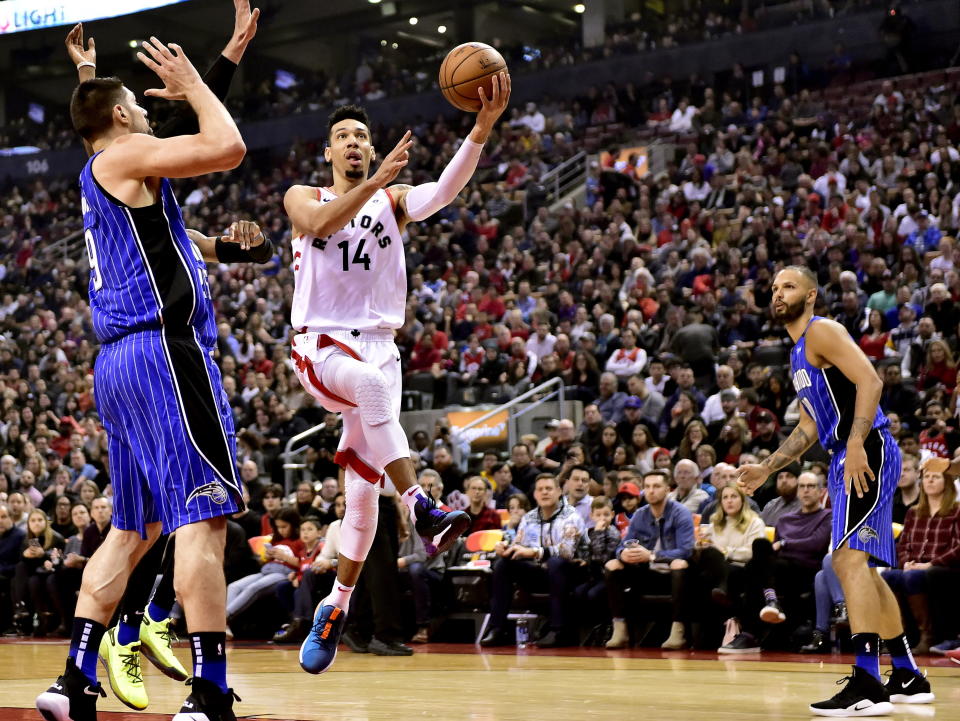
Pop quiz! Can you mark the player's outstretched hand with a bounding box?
[844,443,875,498]
[138,37,203,101]
[223,220,263,251]
[65,23,96,68]
[476,71,511,131]
[371,130,413,188]
[223,0,260,64]
[737,463,768,496]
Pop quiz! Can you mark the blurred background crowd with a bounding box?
[0,0,958,656]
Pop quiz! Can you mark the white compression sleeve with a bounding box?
[404,138,483,221]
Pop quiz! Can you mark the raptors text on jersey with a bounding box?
[291,187,406,332]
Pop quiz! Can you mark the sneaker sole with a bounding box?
[428,513,471,556]
[98,653,148,711]
[140,643,190,681]
[809,701,894,717]
[717,647,761,654]
[299,637,337,674]
[172,714,212,721]
[759,607,786,624]
[890,692,935,704]
[35,693,72,721]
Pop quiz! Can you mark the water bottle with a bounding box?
[515,617,530,648]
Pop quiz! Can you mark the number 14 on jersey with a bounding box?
[338,238,371,271]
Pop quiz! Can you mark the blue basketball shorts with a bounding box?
[827,428,900,567]
[94,330,243,536]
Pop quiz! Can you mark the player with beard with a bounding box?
[738,266,933,716]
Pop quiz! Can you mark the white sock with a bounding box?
[323,582,355,611]
[400,484,426,519]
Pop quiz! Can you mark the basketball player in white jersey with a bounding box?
[284,71,510,674]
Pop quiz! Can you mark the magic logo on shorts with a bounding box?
[186,482,228,505]
[857,526,879,543]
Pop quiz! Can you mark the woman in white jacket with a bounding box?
[697,482,766,612]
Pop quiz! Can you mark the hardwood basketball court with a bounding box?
[2,640,958,720]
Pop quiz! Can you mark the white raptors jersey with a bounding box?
[291,187,407,332]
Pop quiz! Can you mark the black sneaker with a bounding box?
[272,617,309,645]
[341,630,369,654]
[35,658,106,721]
[810,666,894,717]
[413,493,470,556]
[172,677,241,721]
[801,629,830,654]
[718,632,761,654]
[884,667,935,704]
[368,637,414,656]
[759,600,786,624]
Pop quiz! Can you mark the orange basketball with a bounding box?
[439,42,508,113]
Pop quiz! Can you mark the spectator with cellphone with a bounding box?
[226,508,304,639]
[12,509,65,635]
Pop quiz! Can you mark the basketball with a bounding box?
[439,42,508,113]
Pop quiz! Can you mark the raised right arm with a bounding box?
[98,38,244,180]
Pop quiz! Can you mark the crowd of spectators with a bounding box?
[0,3,959,652]
[0,0,916,149]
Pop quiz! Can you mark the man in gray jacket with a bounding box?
[480,474,586,648]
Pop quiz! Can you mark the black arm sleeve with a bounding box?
[215,236,275,264]
[155,54,238,139]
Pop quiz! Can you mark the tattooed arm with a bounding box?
[806,318,884,498]
[738,405,817,495]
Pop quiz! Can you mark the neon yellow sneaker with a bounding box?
[98,627,148,710]
[140,609,189,681]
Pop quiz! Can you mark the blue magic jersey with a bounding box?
[790,316,888,452]
[79,152,216,347]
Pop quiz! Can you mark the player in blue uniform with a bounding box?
[739,266,934,717]
[64,8,265,714]
[36,30,264,721]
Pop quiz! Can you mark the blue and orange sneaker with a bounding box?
[413,494,470,556]
[299,604,346,675]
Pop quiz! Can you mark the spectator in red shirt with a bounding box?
[473,310,494,342]
[881,459,960,653]
[408,333,442,374]
[464,476,502,534]
[505,158,529,189]
[917,400,959,459]
[917,339,956,398]
[858,309,891,362]
[820,193,848,233]
[478,287,506,321]
[614,480,642,537]
[738,388,779,436]
[459,335,485,379]
[245,343,274,379]
[421,318,449,354]
[553,333,575,372]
